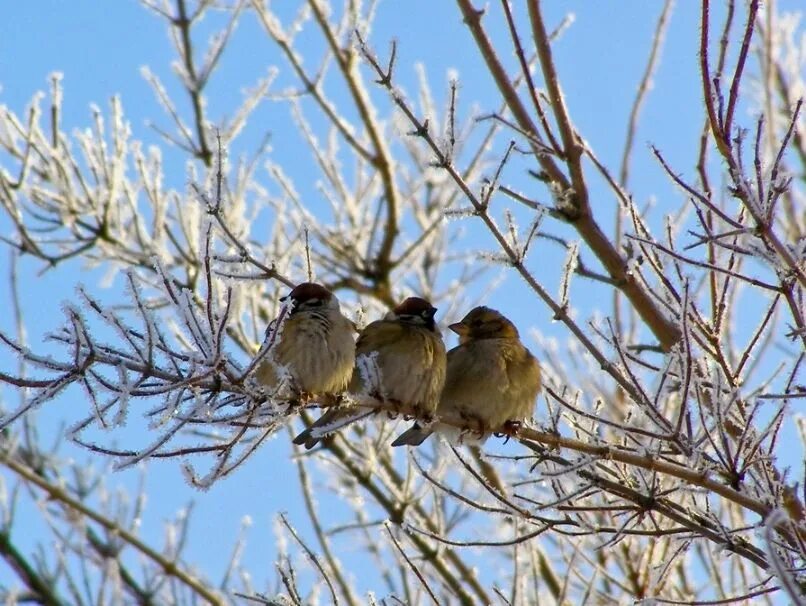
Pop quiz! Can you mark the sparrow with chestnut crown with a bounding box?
[253,282,355,400]
[294,296,447,449]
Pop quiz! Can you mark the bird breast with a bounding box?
[350,325,446,414]
[269,308,355,394]
[439,338,541,429]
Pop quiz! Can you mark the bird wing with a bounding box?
[354,319,405,355]
[377,328,445,409]
[502,343,542,420]
[350,320,445,410]
[439,339,538,428]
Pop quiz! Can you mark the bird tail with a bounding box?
[390,423,433,447]
[291,426,317,449]
[292,409,339,449]
[293,408,373,450]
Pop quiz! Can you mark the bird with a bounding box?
[391,306,541,447]
[293,296,447,449]
[251,282,355,401]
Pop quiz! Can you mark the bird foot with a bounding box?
[403,402,431,422]
[281,396,302,411]
[494,420,522,443]
[316,392,342,408]
[284,390,314,409]
[459,413,487,439]
[505,419,522,432]
[386,397,404,420]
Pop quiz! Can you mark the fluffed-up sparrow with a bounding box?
[252,282,355,400]
[392,306,541,446]
[294,296,447,449]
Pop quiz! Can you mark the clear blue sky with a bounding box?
[1,0,802,597]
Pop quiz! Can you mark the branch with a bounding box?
[0,450,223,605]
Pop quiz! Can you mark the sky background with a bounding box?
[1,0,803,600]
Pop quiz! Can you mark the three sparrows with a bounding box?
[253,284,540,448]
[293,297,447,449]
[391,306,541,446]
[252,282,355,400]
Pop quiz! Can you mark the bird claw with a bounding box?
[459,412,487,439]
[503,419,522,433]
[316,392,342,408]
[285,390,315,409]
[495,420,522,443]
[386,397,405,419]
[404,402,428,422]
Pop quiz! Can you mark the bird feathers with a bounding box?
[392,306,541,446]
[253,285,355,397]
[295,298,446,448]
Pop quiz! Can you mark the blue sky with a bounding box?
[1,0,803,599]
[1,1,718,191]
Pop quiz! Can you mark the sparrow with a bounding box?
[293,297,447,449]
[252,282,355,400]
[391,306,541,446]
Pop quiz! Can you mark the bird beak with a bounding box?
[448,321,468,336]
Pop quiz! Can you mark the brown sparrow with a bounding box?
[252,282,355,400]
[392,306,541,446]
[294,297,447,448]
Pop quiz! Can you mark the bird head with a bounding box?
[449,306,519,343]
[282,282,338,313]
[389,297,438,330]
